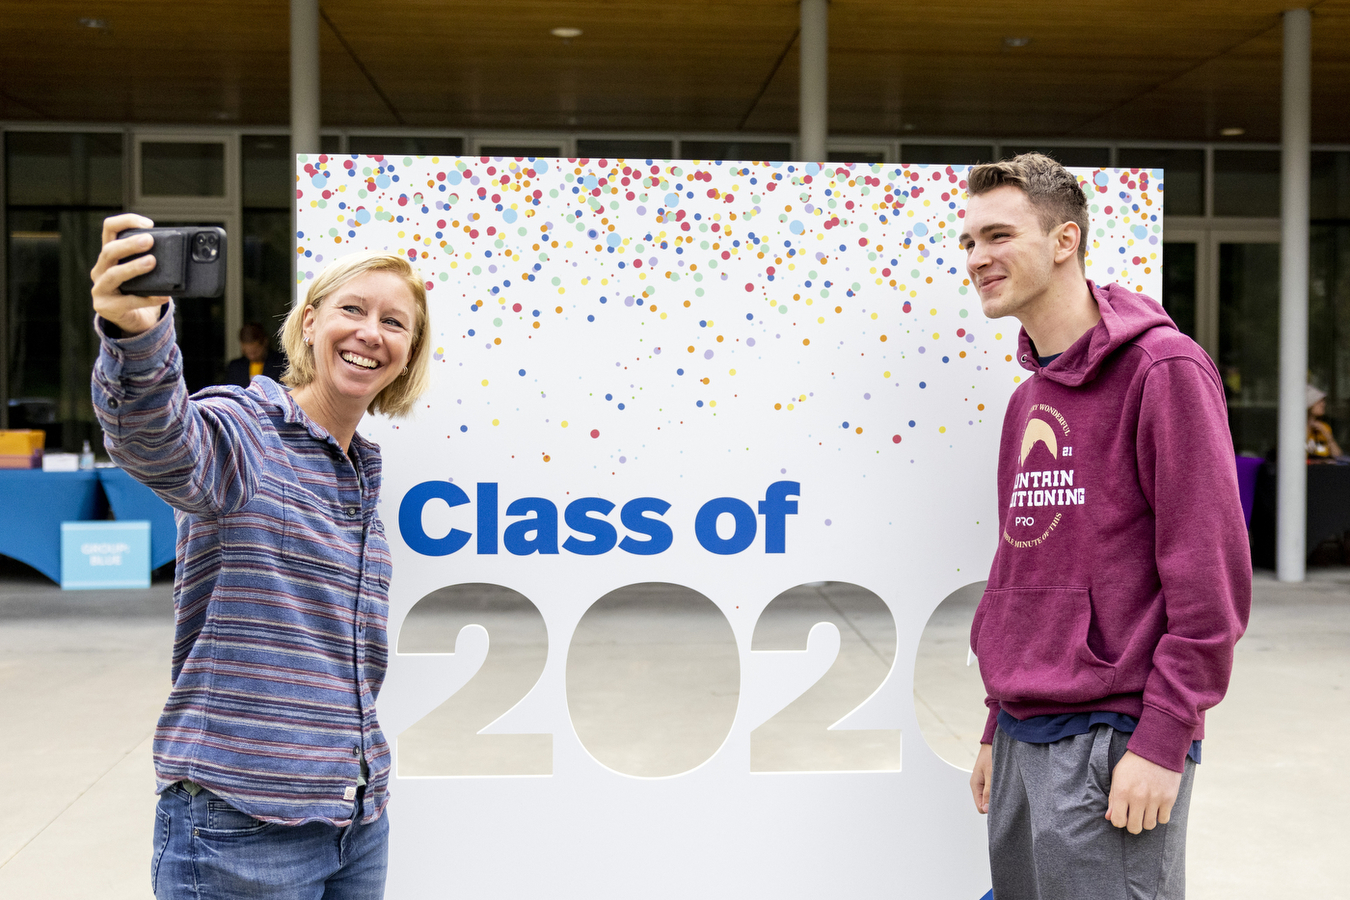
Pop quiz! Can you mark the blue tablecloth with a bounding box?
[98,467,178,570]
[0,470,104,582]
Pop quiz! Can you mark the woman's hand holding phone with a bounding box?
[91,213,172,337]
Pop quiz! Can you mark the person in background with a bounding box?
[960,154,1250,900]
[90,212,431,899]
[1306,384,1343,460]
[224,321,286,386]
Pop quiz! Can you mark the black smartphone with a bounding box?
[117,226,227,299]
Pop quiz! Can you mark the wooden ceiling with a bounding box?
[3,0,1350,143]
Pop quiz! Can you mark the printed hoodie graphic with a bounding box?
[1003,403,1083,549]
[972,281,1251,772]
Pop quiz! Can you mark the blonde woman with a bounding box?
[90,213,431,899]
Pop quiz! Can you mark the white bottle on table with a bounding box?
[79,439,95,470]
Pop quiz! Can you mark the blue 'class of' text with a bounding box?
[398,480,801,557]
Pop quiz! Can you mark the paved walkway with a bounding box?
[1,564,1345,898]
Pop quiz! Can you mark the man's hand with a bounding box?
[970,743,992,814]
[1106,750,1183,834]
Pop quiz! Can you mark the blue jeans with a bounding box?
[151,782,388,899]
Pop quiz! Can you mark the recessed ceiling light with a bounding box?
[1002,36,1031,48]
[1220,127,1245,137]
[551,27,582,39]
[77,17,110,29]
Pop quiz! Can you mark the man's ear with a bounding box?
[1053,221,1081,266]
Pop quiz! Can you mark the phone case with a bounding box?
[118,227,226,299]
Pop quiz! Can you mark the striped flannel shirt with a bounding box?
[91,307,391,826]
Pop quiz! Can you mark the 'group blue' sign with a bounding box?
[60,520,151,589]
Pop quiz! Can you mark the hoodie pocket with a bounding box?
[972,586,1115,703]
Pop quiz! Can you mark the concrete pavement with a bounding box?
[1,562,1345,898]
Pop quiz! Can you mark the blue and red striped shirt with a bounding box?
[92,307,391,826]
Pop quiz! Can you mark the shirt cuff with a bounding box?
[94,303,174,374]
[980,705,999,745]
[92,303,180,417]
[1125,705,1195,773]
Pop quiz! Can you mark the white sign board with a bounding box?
[296,155,1163,897]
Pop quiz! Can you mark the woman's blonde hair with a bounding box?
[280,251,432,417]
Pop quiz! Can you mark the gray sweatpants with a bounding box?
[989,724,1196,900]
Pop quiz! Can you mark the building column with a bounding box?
[1277,7,1311,582]
[799,0,828,162]
[291,0,320,156]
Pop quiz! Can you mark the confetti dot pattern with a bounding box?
[297,156,1161,473]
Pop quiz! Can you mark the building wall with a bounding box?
[4,124,1348,456]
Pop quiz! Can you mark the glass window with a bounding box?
[242,210,296,351]
[1001,145,1110,168]
[1311,151,1350,220]
[6,211,113,448]
[240,136,297,360]
[5,131,124,444]
[1213,150,1280,218]
[1219,242,1281,455]
[348,136,464,157]
[828,150,886,164]
[5,131,123,207]
[900,144,993,166]
[478,144,562,159]
[320,134,342,154]
[241,135,292,209]
[576,139,674,160]
[679,141,790,161]
[1117,148,1204,217]
[1161,242,1198,339]
[1310,224,1350,451]
[140,217,226,392]
[141,141,225,197]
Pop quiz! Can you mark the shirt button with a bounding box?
[108,399,119,409]
[346,506,359,518]
[352,745,360,757]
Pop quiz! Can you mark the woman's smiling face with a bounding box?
[301,269,417,412]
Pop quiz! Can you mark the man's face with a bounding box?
[960,185,1061,322]
[241,339,268,363]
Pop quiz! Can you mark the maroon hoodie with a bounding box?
[971,281,1251,772]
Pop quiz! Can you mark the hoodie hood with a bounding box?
[1017,281,1176,387]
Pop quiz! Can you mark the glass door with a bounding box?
[1309,223,1350,455]
[136,216,238,392]
[132,133,241,393]
[1212,231,1281,456]
[1159,230,1206,349]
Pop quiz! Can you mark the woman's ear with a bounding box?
[300,303,317,345]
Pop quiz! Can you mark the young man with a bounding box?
[224,321,286,387]
[960,153,1250,899]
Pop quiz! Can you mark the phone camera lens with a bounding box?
[192,231,220,262]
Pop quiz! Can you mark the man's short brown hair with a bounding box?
[968,152,1090,267]
[239,322,268,346]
